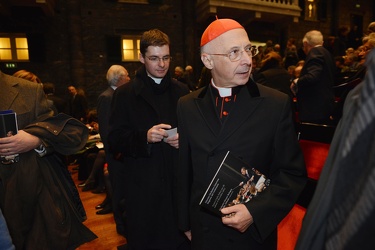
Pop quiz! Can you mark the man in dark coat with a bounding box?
[97,65,130,236]
[177,19,307,250]
[290,30,335,124]
[108,29,190,249]
[253,51,293,99]
[43,82,67,114]
[0,71,96,250]
[66,85,88,122]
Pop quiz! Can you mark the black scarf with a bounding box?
[136,66,171,95]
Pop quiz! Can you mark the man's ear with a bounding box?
[201,54,213,69]
[139,53,145,64]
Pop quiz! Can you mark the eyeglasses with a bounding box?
[145,55,172,63]
[207,45,258,62]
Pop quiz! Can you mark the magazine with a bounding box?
[0,110,19,164]
[199,151,270,216]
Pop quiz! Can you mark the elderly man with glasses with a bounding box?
[176,18,306,249]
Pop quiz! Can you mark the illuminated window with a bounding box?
[0,35,29,61]
[305,0,317,21]
[0,38,12,60]
[122,36,140,61]
[15,38,29,60]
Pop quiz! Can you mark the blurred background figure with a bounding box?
[197,66,212,89]
[97,65,130,238]
[184,65,193,79]
[66,85,88,122]
[290,30,335,124]
[12,69,42,84]
[183,65,197,91]
[174,66,184,82]
[253,51,292,98]
[283,44,299,70]
[42,82,66,114]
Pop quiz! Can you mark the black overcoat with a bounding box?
[297,46,335,122]
[108,66,190,249]
[177,79,307,250]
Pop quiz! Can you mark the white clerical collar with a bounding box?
[211,80,232,97]
[147,72,163,84]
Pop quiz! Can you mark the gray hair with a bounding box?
[106,65,126,87]
[303,30,324,46]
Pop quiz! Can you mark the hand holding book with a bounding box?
[221,203,254,233]
[0,110,19,164]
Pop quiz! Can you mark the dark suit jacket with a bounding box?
[254,66,293,98]
[47,94,67,114]
[97,86,114,151]
[177,80,307,249]
[97,86,128,231]
[67,93,88,121]
[297,46,335,122]
[0,71,96,249]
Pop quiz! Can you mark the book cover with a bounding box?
[199,151,270,216]
[0,110,19,164]
[0,110,18,138]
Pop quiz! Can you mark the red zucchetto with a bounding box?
[200,18,244,47]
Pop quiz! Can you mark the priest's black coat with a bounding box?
[108,66,190,249]
[177,79,307,250]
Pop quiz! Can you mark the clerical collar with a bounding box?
[147,72,163,84]
[211,80,232,97]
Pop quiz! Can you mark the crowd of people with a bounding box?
[1,18,375,250]
[247,24,375,127]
